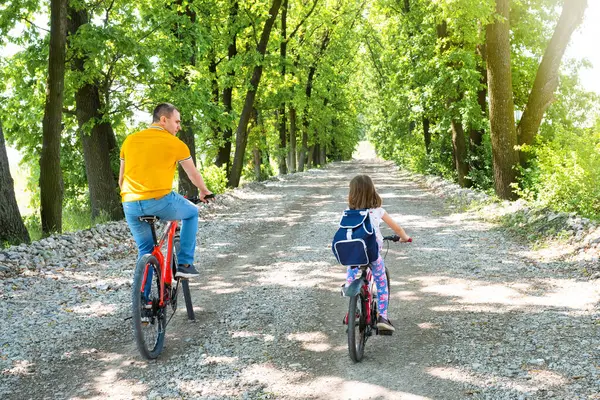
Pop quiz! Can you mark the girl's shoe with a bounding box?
[376,316,395,332]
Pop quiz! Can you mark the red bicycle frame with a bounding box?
[140,220,179,307]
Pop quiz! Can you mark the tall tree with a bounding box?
[299,30,330,172]
[0,123,30,245]
[173,0,199,198]
[437,20,470,187]
[517,0,587,165]
[67,5,123,221]
[229,0,283,188]
[486,0,519,200]
[216,1,239,173]
[277,0,289,175]
[40,0,68,234]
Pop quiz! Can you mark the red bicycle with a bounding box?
[131,195,211,359]
[344,235,409,362]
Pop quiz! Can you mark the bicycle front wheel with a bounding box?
[385,266,390,293]
[132,254,166,359]
[347,293,367,362]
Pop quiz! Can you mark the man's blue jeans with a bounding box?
[122,191,199,265]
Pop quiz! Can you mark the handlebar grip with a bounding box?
[185,194,215,204]
[383,235,412,243]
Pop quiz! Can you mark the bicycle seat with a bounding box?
[138,216,160,224]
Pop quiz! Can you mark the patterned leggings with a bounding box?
[346,255,389,319]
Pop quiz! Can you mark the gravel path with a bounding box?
[1,159,599,399]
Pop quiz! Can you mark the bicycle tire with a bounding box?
[385,266,390,293]
[170,235,180,312]
[347,293,367,362]
[173,233,196,320]
[132,254,166,359]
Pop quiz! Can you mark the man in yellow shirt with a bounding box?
[119,103,212,278]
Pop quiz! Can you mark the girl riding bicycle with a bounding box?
[343,174,411,332]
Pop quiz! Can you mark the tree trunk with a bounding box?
[74,86,124,220]
[177,124,199,197]
[451,120,471,188]
[307,145,315,169]
[277,0,288,175]
[423,117,431,154]
[299,31,330,172]
[436,19,470,186]
[40,0,67,235]
[289,106,297,172]
[469,42,487,171]
[68,6,123,222]
[517,0,587,166]
[298,86,312,172]
[277,106,287,175]
[250,108,263,181]
[171,0,198,196]
[253,146,262,181]
[229,0,282,188]
[208,51,220,169]
[319,144,326,167]
[486,0,519,200]
[0,124,30,245]
[216,2,238,173]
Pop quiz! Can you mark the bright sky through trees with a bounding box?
[566,1,600,93]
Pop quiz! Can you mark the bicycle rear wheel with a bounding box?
[132,254,166,359]
[347,293,367,362]
[170,235,180,312]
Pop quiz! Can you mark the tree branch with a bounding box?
[286,0,319,42]
[244,8,260,48]
[22,17,50,33]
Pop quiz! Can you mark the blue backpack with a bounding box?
[332,209,379,267]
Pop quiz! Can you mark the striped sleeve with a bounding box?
[175,137,192,163]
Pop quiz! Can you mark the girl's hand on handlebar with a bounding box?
[382,235,412,242]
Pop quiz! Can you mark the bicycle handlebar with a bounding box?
[382,235,412,243]
[186,193,215,204]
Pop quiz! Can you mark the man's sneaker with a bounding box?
[376,316,395,332]
[175,264,199,278]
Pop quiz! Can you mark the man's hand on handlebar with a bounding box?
[200,192,215,203]
[185,193,215,204]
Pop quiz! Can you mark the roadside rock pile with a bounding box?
[0,222,135,278]
[410,171,600,274]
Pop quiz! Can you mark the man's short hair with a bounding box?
[152,103,179,123]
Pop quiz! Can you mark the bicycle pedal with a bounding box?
[378,329,393,336]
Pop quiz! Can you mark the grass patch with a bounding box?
[23,207,112,242]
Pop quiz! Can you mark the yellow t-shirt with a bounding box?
[119,125,191,202]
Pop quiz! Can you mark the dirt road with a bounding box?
[3,159,599,399]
